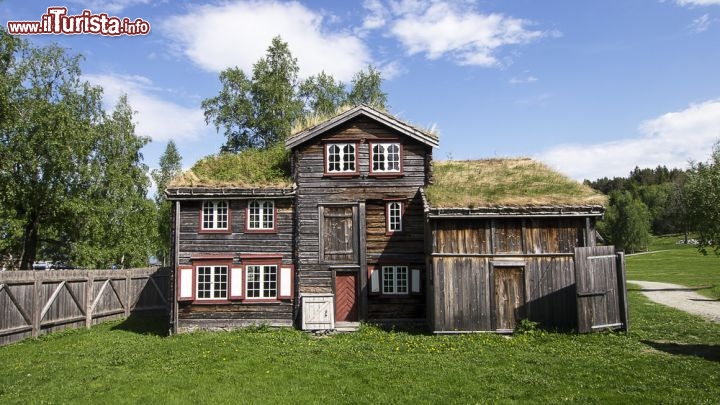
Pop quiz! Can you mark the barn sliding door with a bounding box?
[575,246,628,333]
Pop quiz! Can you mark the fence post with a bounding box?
[32,275,41,338]
[125,270,131,317]
[616,252,629,332]
[85,271,93,329]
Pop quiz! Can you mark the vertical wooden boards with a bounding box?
[492,266,525,331]
[575,246,624,333]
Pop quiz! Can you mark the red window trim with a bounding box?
[385,200,404,235]
[198,201,232,234]
[323,142,359,177]
[177,265,195,301]
[192,259,233,304]
[242,260,282,302]
[369,141,404,175]
[244,200,278,234]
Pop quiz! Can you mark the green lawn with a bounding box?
[626,234,720,299]
[1,243,718,404]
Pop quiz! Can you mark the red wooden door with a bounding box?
[335,273,358,322]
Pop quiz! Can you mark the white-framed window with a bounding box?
[246,264,278,299]
[247,200,274,230]
[202,201,229,230]
[387,201,403,233]
[382,265,408,294]
[326,143,356,173]
[196,265,228,300]
[371,143,401,173]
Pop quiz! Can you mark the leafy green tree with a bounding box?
[599,191,651,253]
[686,142,720,255]
[151,141,182,266]
[202,36,302,152]
[0,32,155,269]
[299,71,346,117]
[347,65,388,110]
[202,37,388,153]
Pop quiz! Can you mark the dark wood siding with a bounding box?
[429,217,592,332]
[176,198,294,330]
[294,116,430,322]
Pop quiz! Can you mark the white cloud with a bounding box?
[509,75,538,84]
[84,73,207,142]
[385,1,553,67]
[361,0,389,31]
[536,99,720,180]
[689,13,713,31]
[674,0,720,6]
[69,0,153,14]
[162,1,372,81]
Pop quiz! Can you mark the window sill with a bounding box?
[198,229,232,234]
[323,173,360,178]
[244,229,278,234]
[368,173,404,178]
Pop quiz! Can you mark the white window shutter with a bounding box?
[278,265,294,299]
[369,267,380,294]
[177,267,194,301]
[229,267,244,300]
[411,269,421,294]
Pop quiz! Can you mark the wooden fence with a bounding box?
[0,267,169,346]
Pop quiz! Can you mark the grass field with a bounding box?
[626,234,720,299]
[1,241,718,404]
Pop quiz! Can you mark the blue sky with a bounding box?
[3,0,720,194]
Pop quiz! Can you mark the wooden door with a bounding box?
[493,266,525,331]
[335,272,358,322]
[575,246,626,333]
[321,206,357,263]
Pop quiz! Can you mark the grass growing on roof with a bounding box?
[426,158,607,208]
[169,142,292,188]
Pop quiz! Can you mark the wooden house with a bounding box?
[166,105,628,334]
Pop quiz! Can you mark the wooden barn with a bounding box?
[424,159,628,333]
[166,105,628,334]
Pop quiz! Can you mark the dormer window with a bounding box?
[371,143,402,174]
[326,143,357,173]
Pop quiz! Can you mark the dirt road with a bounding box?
[628,280,720,323]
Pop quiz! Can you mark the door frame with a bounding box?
[319,202,368,321]
[489,260,527,332]
[332,267,360,322]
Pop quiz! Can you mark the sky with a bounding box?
[3,0,720,195]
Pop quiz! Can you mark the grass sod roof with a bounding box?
[168,143,293,189]
[425,158,607,209]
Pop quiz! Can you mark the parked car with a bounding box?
[32,261,53,270]
[52,262,76,270]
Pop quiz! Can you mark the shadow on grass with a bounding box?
[642,340,720,363]
[110,314,169,337]
[627,285,714,292]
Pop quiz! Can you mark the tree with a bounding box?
[151,141,182,265]
[202,37,388,153]
[686,142,720,255]
[347,65,388,110]
[202,36,302,152]
[599,191,651,253]
[298,71,346,117]
[0,32,155,269]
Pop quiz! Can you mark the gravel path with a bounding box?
[628,280,720,323]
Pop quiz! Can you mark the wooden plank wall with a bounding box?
[430,218,587,332]
[0,268,169,346]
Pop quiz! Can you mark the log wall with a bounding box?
[175,198,295,330]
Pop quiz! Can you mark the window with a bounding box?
[386,201,403,233]
[246,265,278,299]
[196,265,228,300]
[202,201,229,230]
[371,143,401,173]
[382,265,408,294]
[247,200,274,231]
[326,143,356,173]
